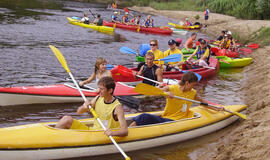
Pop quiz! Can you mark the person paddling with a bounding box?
[122,12,130,25]
[111,11,120,23]
[163,39,184,71]
[184,33,197,52]
[135,52,163,87]
[144,15,154,27]
[130,71,224,126]
[147,39,164,68]
[187,39,210,68]
[80,13,90,24]
[93,14,103,26]
[56,76,128,137]
[79,57,112,87]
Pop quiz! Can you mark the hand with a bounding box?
[158,83,166,88]
[104,128,113,136]
[79,81,84,87]
[83,99,91,107]
[166,92,175,99]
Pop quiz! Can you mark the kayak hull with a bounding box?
[112,58,220,82]
[67,17,114,34]
[0,83,139,106]
[103,20,172,35]
[0,105,246,159]
[217,56,253,68]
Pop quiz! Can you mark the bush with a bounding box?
[195,14,200,19]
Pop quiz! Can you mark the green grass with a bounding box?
[249,27,270,47]
[149,1,204,11]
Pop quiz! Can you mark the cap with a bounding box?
[185,18,189,20]
[114,11,118,14]
[125,12,129,15]
[227,31,232,35]
[200,39,207,44]
[176,38,182,44]
[168,39,176,45]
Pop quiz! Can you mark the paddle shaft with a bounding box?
[172,94,245,119]
[136,74,162,85]
[50,45,130,160]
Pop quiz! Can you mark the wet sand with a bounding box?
[130,6,270,160]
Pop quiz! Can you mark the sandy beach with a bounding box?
[130,6,270,160]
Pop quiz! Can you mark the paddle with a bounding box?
[88,8,96,18]
[118,65,163,85]
[159,54,182,63]
[49,45,131,160]
[120,46,138,55]
[134,83,247,120]
[118,65,202,83]
[247,43,259,49]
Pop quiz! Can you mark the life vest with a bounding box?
[196,46,210,63]
[123,16,128,23]
[97,18,103,26]
[221,39,231,49]
[142,64,158,86]
[145,19,153,27]
[112,15,118,21]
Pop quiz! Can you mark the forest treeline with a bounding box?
[109,0,270,20]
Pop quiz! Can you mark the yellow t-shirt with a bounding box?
[147,49,164,66]
[70,96,121,130]
[163,48,183,65]
[162,84,196,120]
[220,39,231,49]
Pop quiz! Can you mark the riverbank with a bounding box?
[130,6,270,160]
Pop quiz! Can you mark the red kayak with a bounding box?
[0,82,140,106]
[211,47,239,58]
[103,20,172,35]
[111,58,220,82]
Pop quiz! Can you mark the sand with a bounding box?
[130,6,270,160]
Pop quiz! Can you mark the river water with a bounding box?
[0,0,244,159]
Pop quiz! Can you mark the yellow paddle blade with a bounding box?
[168,22,175,26]
[232,111,247,120]
[134,83,167,96]
[49,45,70,73]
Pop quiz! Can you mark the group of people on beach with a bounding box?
[55,32,224,137]
[216,30,237,50]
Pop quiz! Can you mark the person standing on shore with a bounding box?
[204,6,210,27]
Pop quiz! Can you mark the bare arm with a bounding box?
[79,72,96,86]
[104,104,128,137]
[77,95,99,114]
[155,68,163,83]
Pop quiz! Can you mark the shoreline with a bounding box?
[129,6,270,160]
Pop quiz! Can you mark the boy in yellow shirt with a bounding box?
[130,71,224,126]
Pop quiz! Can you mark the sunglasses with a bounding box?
[150,43,157,46]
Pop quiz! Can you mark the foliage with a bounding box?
[249,27,270,47]
[195,14,200,19]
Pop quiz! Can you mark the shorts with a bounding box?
[133,113,173,126]
[205,15,209,20]
[70,119,90,130]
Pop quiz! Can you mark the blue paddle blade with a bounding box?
[160,54,182,63]
[120,46,137,55]
[181,70,202,82]
[106,64,114,70]
[139,44,151,56]
[71,16,81,20]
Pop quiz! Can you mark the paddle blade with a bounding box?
[106,64,114,70]
[248,43,259,49]
[239,48,252,54]
[180,71,202,82]
[134,83,167,96]
[120,46,137,55]
[233,111,247,120]
[117,65,133,77]
[168,22,176,27]
[49,45,70,73]
[160,54,182,63]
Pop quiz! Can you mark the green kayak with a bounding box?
[216,56,252,68]
[181,48,195,54]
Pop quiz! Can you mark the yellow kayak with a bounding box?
[0,104,246,159]
[67,17,114,34]
[168,22,201,30]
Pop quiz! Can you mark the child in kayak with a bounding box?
[56,76,128,137]
[187,39,210,67]
[122,12,130,25]
[80,13,90,24]
[130,71,224,126]
[144,15,154,27]
[93,14,103,26]
[111,11,120,23]
[79,57,112,87]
